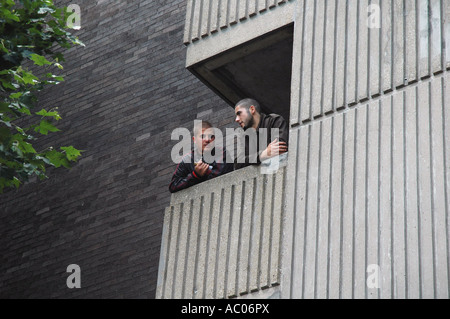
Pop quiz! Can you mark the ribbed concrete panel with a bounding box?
[183,0,294,45]
[282,74,450,298]
[291,0,450,125]
[446,0,450,68]
[174,0,450,300]
[156,163,287,299]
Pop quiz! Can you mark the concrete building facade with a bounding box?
[157,0,450,299]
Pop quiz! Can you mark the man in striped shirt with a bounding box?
[169,121,234,193]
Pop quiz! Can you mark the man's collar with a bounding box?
[256,112,266,130]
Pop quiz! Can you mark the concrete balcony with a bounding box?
[157,0,450,299]
[156,156,287,299]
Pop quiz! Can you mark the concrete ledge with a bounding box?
[157,155,288,299]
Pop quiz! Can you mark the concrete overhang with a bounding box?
[184,2,295,122]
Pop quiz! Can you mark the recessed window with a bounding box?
[188,24,294,123]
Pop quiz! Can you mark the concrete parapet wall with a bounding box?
[156,160,287,299]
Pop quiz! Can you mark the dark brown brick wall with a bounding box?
[0,0,235,298]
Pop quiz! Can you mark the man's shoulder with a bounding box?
[267,113,286,120]
[261,113,287,127]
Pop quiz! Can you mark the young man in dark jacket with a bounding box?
[169,121,234,193]
[234,98,289,170]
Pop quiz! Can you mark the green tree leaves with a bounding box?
[0,0,85,193]
[34,120,61,135]
[30,53,52,66]
[60,146,82,161]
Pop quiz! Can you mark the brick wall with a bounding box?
[0,0,235,298]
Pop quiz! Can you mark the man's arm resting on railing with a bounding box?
[258,138,288,162]
[234,115,289,169]
[169,161,205,193]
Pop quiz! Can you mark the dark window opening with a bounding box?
[188,24,294,123]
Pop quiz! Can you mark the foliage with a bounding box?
[0,0,84,193]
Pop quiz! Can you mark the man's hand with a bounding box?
[259,138,288,162]
[194,161,210,177]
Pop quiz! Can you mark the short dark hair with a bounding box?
[193,120,213,136]
[235,98,261,114]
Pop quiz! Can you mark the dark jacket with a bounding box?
[169,147,234,193]
[234,113,289,170]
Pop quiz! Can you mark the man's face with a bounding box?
[193,127,215,154]
[235,105,254,130]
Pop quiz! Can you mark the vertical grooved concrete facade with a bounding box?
[283,0,450,299]
[157,0,450,299]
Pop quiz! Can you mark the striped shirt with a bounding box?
[169,147,234,193]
